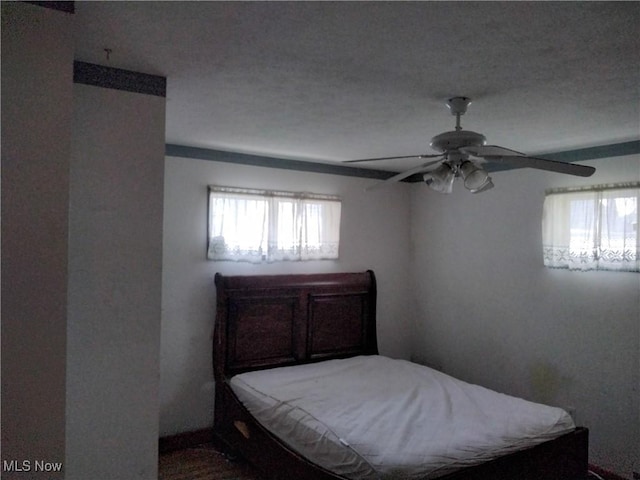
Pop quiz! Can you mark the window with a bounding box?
[208,186,341,263]
[542,183,639,272]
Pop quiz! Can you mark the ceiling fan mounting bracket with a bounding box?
[447,96,472,116]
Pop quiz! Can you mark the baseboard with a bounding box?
[159,427,215,454]
[589,464,630,480]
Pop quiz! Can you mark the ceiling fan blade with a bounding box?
[344,153,441,163]
[461,145,525,157]
[365,159,443,191]
[495,155,595,177]
[462,145,595,177]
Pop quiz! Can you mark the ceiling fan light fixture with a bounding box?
[426,162,455,194]
[459,160,490,191]
[469,177,494,194]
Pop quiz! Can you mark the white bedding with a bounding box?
[230,355,575,480]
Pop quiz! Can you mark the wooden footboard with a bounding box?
[215,380,588,480]
[438,426,589,480]
[214,382,345,480]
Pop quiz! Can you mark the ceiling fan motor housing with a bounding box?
[430,130,487,154]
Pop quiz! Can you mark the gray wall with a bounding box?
[66,84,166,479]
[1,4,73,478]
[409,155,640,477]
[160,156,414,435]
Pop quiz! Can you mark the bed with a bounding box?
[212,270,588,480]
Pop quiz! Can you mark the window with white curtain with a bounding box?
[542,183,639,272]
[208,186,341,263]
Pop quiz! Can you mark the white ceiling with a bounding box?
[74,1,640,171]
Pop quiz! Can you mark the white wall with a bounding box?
[1,4,73,477]
[409,155,640,478]
[66,84,166,479]
[160,156,414,435]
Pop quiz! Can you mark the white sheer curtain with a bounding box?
[542,183,639,272]
[208,186,341,263]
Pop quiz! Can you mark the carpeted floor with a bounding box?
[158,443,264,480]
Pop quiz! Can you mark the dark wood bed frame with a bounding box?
[213,270,589,480]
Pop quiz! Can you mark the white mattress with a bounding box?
[230,355,575,480]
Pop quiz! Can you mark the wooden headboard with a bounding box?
[213,271,378,381]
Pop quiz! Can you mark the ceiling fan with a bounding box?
[345,97,596,193]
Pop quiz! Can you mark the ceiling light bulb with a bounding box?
[459,161,489,191]
[470,178,494,194]
[427,163,455,194]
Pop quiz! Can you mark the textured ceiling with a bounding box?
[74,1,640,171]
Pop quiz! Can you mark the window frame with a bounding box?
[542,182,639,272]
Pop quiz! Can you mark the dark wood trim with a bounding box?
[159,427,216,454]
[25,1,74,13]
[73,61,166,97]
